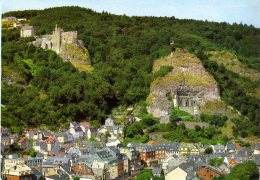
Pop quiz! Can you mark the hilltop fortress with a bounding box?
[33,25,92,72]
[33,25,84,53]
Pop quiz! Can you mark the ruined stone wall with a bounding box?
[36,26,78,54]
[61,31,77,45]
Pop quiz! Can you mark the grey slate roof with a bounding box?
[45,156,70,165]
[97,150,112,158]
[96,150,117,163]
[226,143,236,151]
[141,144,155,152]
[108,146,120,156]
[36,152,44,158]
[255,143,260,150]
[74,126,83,132]
[127,142,141,148]
[35,140,47,151]
[51,145,61,153]
[42,161,55,167]
[214,145,225,151]
[71,121,79,127]
[105,118,114,127]
[179,161,197,173]
[22,26,34,30]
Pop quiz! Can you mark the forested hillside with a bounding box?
[2,6,260,136]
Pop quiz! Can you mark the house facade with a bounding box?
[179,143,199,156]
[165,167,187,180]
[21,26,35,38]
[198,165,221,180]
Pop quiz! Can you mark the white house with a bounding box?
[45,136,59,152]
[87,127,97,140]
[33,131,44,141]
[105,118,114,127]
[98,118,123,139]
[165,167,187,180]
[20,26,35,38]
[92,160,107,179]
[106,139,121,147]
[69,122,84,139]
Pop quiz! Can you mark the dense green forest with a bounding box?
[217,161,259,180]
[2,7,260,136]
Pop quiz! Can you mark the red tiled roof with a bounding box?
[18,137,27,143]
[229,158,237,165]
[24,129,33,133]
[235,143,241,149]
[45,136,56,144]
[79,122,91,126]
[20,154,29,158]
[72,165,81,172]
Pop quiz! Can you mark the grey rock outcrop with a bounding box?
[147,48,220,123]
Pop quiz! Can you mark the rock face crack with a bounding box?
[147,48,220,123]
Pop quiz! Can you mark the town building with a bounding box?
[20,26,35,38]
[165,167,187,180]
[179,143,199,155]
[2,163,34,180]
[4,157,42,169]
[197,164,221,180]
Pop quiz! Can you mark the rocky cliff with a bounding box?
[60,43,93,72]
[147,48,220,123]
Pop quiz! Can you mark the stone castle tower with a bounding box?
[52,24,62,53]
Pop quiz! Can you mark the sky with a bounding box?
[1,0,260,27]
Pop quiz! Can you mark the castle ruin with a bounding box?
[172,85,202,115]
[33,25,80,54]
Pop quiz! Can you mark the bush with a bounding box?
[209,157,224,167]
[224,161,259,180]
[153,65,173,79]
[204,147,213,154]
[200,113,228,127]
[170,107,192,122]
